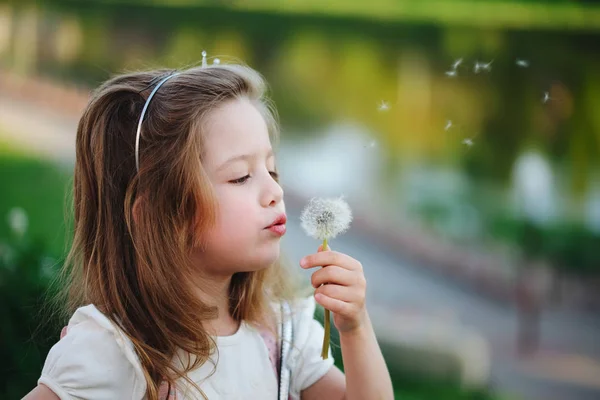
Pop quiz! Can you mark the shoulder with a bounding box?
[39,305,146,400]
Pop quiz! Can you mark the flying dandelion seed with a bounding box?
[201,50,207,67]
[445,70,458,78]
[516,59,530,68]
[451,58,463,70]
[444,120,453,131]
[378,101,390,112]
[364,140,377,149]
[475,60,492,73]
[462,138,475,148]
[542,91,551,103]
[213,58,221,65]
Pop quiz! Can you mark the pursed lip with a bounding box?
[265,213,287,229]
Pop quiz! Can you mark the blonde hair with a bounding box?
[55,63,302,399]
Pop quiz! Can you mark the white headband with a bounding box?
[134,72,180,172]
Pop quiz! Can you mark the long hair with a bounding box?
[53,63,302,399]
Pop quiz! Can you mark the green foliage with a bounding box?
[0,143,69,399]
[0,234,62,399]
[0,143,72,258]
[491,215,600,274]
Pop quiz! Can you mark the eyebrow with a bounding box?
[216,148,274,172]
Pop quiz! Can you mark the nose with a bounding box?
[261,172,284,208]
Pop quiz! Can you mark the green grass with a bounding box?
[0,138,72,258]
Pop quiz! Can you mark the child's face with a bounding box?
[197,97,285,275]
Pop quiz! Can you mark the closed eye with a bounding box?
[229,171,279,185]
[229,175,250,184]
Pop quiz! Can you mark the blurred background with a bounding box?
[1,0,600,399]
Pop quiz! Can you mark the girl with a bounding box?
[24,61,393,399]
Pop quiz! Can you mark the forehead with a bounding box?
[202,98,272,167]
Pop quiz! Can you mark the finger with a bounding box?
[314,293,354,316]
[300,250,362,271]
[315,284,363,304]
[311,265,357,288]
[317,243,331,252]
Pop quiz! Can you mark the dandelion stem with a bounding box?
[321,237,330,360]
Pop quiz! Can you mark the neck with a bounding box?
[191,268,240,337]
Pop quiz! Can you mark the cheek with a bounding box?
[212,190,256,239]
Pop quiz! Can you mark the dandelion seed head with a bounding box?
[300,197,353,240]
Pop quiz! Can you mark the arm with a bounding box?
[301,310,393,400]
[300,248,394,400]
[22,384,60,400]
[338,311,393,400]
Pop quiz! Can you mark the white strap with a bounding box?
[279,301,293,400]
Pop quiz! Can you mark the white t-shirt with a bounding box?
[38,296,334,399]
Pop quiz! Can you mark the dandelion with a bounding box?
[516,59,530,68]
[377,100,390,112]
[213,58,221,65]
[301,197,352,242]
[7,207,28,238]
[300,196,353,359]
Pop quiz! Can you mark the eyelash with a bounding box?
[230,171,279,184]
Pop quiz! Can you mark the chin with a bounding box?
[247,250,280,272]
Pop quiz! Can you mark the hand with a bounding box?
[300,245,367,333]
